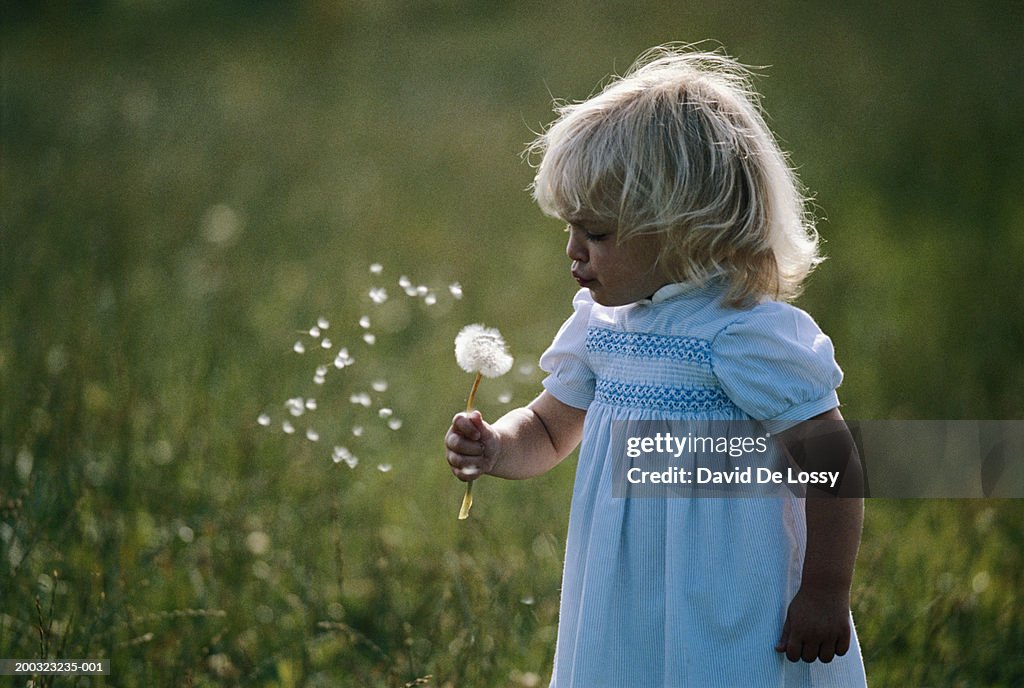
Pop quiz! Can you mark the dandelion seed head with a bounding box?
[317,316,330,329]
[369,287,388,304]
[376,463,393,473]
[359,315,371,329]
[306,428,320,442]
[363,333,376,345]
[257,413,271,427]
[371,379,388,392]
[370,263,383,275]
[378,407,393,419]
[449,282,463,299]
[387,418,403,431]
[293,341,306,354]
[455,324,514,378]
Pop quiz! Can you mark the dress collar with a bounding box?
[638,282,694,305]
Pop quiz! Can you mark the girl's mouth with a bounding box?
[572,272,596,288]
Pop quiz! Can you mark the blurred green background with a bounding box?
[2,1,1022,686]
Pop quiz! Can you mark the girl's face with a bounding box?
[565,215,674,306]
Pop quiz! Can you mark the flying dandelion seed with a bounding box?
[304,399,317,411]
[282,421,295,434]
[498,391,513,404]
[306,428,320,442]
[518,363,537,377]
[352,426,364,437]
[404,285,419,297]
[363,333,376,345]
[309,326,321,337]
[359,315,371,329]
[398,275,411,289]
[317,316,330,329]
[377,463,393,473]
[334,348,354,368]
[424,293,437,306]
[293,341,306,354]
[345,455,358,469]
[316,365,329,377]
[416,285,428,296]
[388,418,403,431]
[349,392,372,407]
[257,413,271,427]
[369,287,388,304]
[314,375,326,386]
[371,379,388,392]
[378,408,393,419]
[321,338,332,349]
[286,398,305,417]
[370,263,383,275]
[449,282,463,299]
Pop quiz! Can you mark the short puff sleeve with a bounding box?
[712,302,843,433]
[539,289,596,410]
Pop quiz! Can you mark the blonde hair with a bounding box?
[528,44,821,305]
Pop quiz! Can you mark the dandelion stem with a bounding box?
[458,372,483,520]
[465,371,482,413]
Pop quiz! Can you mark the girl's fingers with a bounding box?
[451,413,482,441]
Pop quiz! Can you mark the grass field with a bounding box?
[2,3,1023,686]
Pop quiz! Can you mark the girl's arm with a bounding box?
[445,390,586,481]
[775,407,865,664]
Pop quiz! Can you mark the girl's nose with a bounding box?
[566,232,587,262]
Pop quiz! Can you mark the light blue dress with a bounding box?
[540,282,867,688]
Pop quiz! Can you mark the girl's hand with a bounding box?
[445,410,500,481]
[774,584,852,663]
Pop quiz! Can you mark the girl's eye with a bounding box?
[567,223,610,242]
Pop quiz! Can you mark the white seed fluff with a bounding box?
[454,324,514,378]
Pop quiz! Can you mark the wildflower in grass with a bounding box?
[453,323,514,519]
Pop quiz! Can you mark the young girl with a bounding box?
[445,45,867,687]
